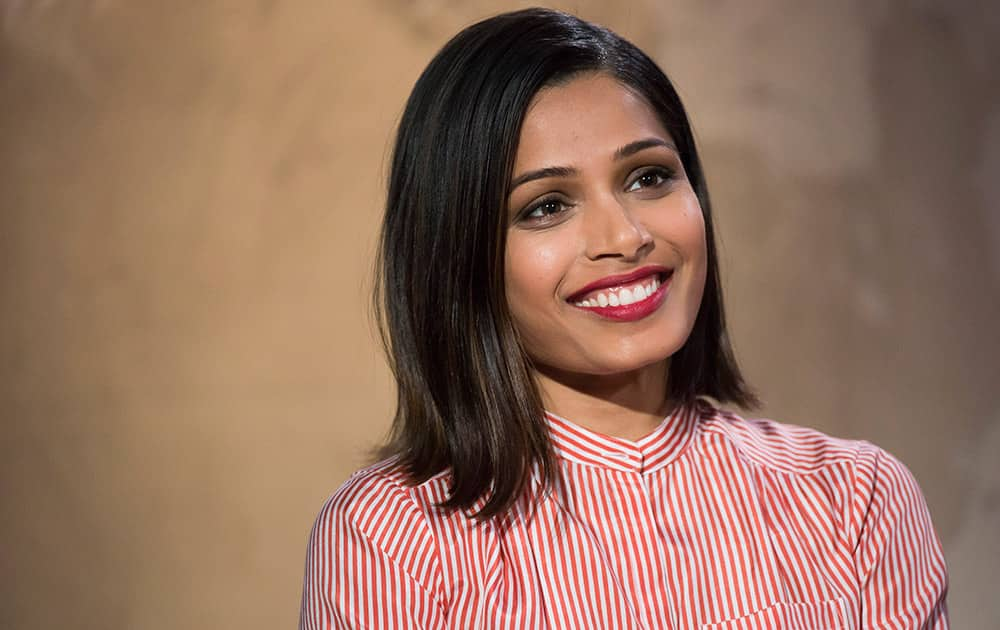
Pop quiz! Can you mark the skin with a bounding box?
[505,73,708,441]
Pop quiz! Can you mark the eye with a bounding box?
[520,197,569,223]
[625,166,675,193]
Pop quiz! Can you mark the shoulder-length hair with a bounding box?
[373,7,757,519]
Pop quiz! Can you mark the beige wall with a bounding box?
[2,1,997,628]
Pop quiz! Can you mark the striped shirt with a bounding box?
[300,400,949,629]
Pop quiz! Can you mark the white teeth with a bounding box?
[573,274,665,308]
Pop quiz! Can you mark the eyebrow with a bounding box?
[614,137,676,160]
[509,137,678,191]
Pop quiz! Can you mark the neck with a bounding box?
[534,360,675,441]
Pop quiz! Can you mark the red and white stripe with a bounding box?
[300,400,949,629]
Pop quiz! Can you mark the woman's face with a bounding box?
[505,73,707,381]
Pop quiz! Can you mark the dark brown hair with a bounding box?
[373,8,758,519]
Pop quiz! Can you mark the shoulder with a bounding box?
[694,401,942,545]
[309,458,443,552]
[301,462,451,621]
[848,439,934,533]
[695,400,881,476]
[694,401,932,521]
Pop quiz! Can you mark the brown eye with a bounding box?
[527,200,564,218]
[625,167,674,192]
[520,198,570,224]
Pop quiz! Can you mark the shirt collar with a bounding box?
[545,402,700,474]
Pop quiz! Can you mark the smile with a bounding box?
[567,267,673,322]
[573,275,662,307]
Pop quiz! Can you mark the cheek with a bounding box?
[689,206,708,265]
[672,194,707,261]
[683,203,710,311]
[504,233,571,307]
[647,193,707,261]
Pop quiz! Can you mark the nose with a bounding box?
[583,194,653,261]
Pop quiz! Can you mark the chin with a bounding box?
[582,342,681,376]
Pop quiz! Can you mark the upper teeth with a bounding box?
[574,276,661,308]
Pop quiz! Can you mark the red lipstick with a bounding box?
[567,265,671,302]
[567,266,672,322]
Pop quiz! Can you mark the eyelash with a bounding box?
[626,166,675,192]
[517,166,676,224]
[522,197,569,221]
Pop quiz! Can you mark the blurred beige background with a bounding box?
[2,1,997,628]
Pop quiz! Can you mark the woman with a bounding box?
[300,8,948,629]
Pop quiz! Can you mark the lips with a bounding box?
[572,274,663,307]
[566,265,673,322]
[566,265,672,304]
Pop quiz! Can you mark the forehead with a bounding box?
[514,73,673,168]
